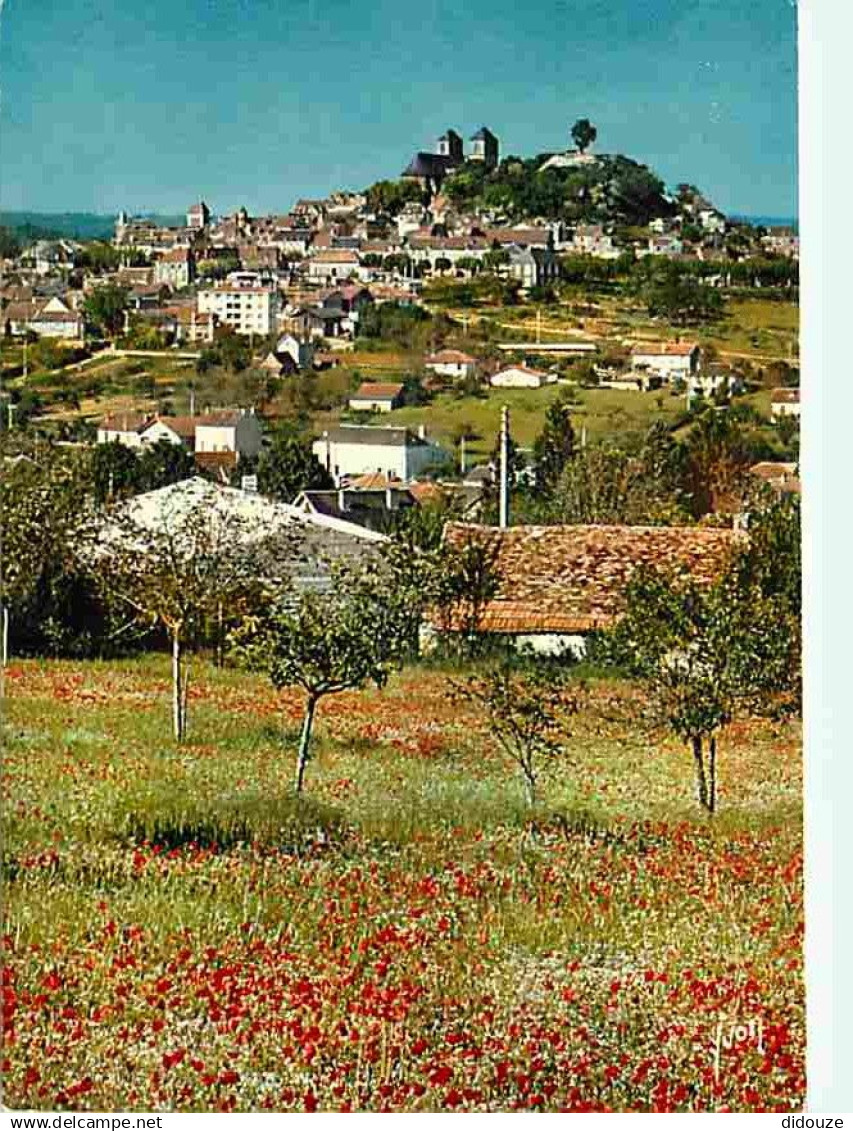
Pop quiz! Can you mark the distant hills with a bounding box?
[0,211,183,241]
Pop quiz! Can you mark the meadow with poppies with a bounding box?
[1,656,803,1112]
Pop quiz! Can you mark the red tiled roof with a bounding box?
[493,364,549,379]
[311,249,359,263]
[100,412,153,434]
[749,462,801,494]
[770,388,800,404]
[631,342,699,357]
[438,522,742,634]
[351,382,405,399]
[425,349,477,365]
[348,471,405,489]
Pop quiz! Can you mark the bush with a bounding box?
[114,789,344,852]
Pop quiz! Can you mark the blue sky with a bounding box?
[0,0,797,218]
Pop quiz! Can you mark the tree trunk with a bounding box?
[172,631,184,742]
[708,735,717,814]
[692,735,709,810]
[523,769,537,808]
[181,659,191,740]
[0,602,8,708]
[294,694,319,794]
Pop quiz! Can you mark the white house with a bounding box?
[154,247,195,289]
[348,382,405,413]
[490,364,552,389]
[306,249,363,283]
[276,334,315,369]
[313,424,447,481]
[197,285,280,336]
[770,388,800,420]
[99,411,263,460]
[571,224,619,259]
[97,412,153,448]
[630,342,701,382]
[22,296,84,340]
[424,349,478,380]
[505,245,560,290]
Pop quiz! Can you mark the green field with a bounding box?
[2,656,804,1112]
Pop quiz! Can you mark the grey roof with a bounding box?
[402,153,456,178]
[471,126,497,141]
[320,425,429,447]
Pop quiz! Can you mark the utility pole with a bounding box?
[499,405,510,529]
[459,434,467,475]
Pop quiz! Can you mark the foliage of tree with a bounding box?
[83,282,130,337]
[641,261,724,325]
[571,118,597,154]
[441,153,672,227]
[88,440,196,504]
[427,535,502,656]
[604,536,800,812]
[87,492,287,740]
[358,301,432,349]
[532,397,576,493]
[0,450,104,661]
[365,179,426,216]
[257,432,333,502]
[550,443,687,526]
[0,226,22,259]
[231,567,409,792]
[452,660,579,805]
[197,327,252,376]
[78,242,123,274]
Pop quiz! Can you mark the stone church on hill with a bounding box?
[402,126,500,194]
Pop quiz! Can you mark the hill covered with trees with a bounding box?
[441,151,675,227]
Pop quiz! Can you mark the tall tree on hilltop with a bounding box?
[571,118,598,154]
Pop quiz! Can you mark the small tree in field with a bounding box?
[453,661,579,806]
[428,535,502,657]
[606,548,799,813]
[87,486,291,740]
[232,569,409,793]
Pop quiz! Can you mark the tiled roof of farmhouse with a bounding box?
[439,522,742,634]
[425,349,477,364]
[351,382,405,399]
[770,388,800,404]
[631,341,699,357]
[100,412,153,434]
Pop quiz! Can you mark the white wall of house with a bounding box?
[631,351,698,380]
[96,428,144,448]
[277,335,314,369]
[426,360,475,379]
[194,415,263,457]
[771,402,801,420]
[348,396,397,413]
[140,421,185,446]
[313,436,445,480]
[490,368,547,388]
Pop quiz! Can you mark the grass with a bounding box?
[1,656,804,1112]
[314,383,689,462]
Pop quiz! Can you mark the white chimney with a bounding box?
[418,424,426,440]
